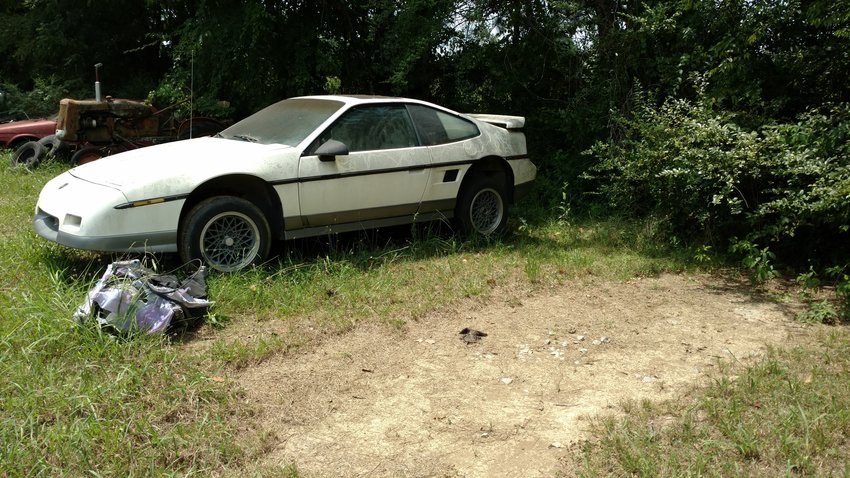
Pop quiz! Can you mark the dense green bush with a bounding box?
[586,86,849,312]
[586,92,761,241]
[588,92,848,246]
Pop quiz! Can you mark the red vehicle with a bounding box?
[0,116,57,150]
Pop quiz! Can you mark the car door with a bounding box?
[297,104,432,227]
[406,104,482,215]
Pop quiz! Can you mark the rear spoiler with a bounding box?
[467,114,525,129]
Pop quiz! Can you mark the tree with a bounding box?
[0,0,173,114]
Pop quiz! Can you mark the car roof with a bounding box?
[292,95,479,123]
[295,94,429,107]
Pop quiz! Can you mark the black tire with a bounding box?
[37,135,71,162]
[9,138,34,151]
[37,134,60,154]
[179,196,271,272]
[71,146,105,165]
[455,174,508,237]
[10,141,44,169]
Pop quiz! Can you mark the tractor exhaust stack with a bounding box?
[94,63,103,102]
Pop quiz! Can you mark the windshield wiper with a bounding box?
[232,134,259,143]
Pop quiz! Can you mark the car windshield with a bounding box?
[219,98,344,146]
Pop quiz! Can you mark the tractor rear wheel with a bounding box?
[71,146,106,165]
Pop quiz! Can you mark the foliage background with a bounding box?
[1,3,847,474]
[1,0,848,291]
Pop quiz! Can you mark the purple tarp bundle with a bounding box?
[74,260,213,334]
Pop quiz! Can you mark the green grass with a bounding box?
[205,210,693,331]
[2,153,846,476]
[0,160,247,476]
[575,332,850,477]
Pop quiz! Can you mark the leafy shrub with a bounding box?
[826,266,850,322]
[797,300,839,324]
[755,106,850,253]
[587,91,763,241]
[730,239,779,284]
[586,83,849,308]
[146,73,233,120]
[589,88,848,245]
[1,77,86,119]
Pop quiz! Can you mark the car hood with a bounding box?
[0,118,56,133]
[69,137,295,195]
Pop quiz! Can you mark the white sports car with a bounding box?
[34,95,536,271]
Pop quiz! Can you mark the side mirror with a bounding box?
[315,139,349,162]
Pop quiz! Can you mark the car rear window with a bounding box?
[407,104,479,146]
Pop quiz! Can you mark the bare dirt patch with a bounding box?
[232,273,820,477]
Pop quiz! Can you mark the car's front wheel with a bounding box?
[456,174,508,237]
[179,196,271,272]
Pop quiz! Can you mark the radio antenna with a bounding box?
[189,51,194,139]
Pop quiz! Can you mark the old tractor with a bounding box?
[53,96,225,165]
[11,64,226,169]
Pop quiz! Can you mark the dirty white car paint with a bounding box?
[34,95,536,271]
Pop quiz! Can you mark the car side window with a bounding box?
[315,104,418,153]
[407,104,479,146]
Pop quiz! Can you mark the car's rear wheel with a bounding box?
[71,146,105,165]
[11,141,44,169]
[179,196,271,272]
[456,174,508,237]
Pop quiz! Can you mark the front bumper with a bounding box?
[33,172,180,254]
[34,207,176,252]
